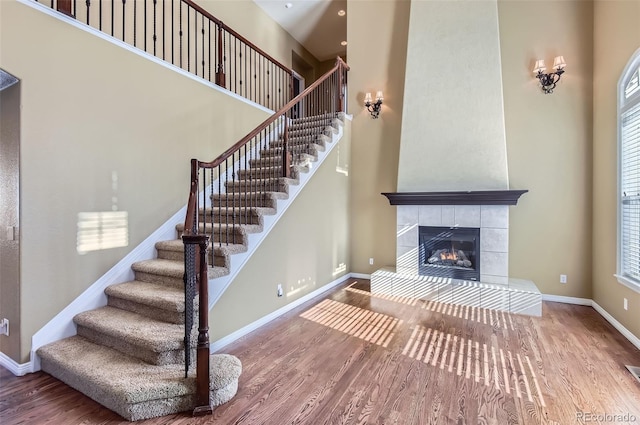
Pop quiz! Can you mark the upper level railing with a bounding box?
[182,57,349,415]
[39,0,293,110]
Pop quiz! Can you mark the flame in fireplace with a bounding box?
[440,249,459,261]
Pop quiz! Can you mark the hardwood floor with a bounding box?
[2,278,640,424]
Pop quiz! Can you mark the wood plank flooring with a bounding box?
[2,278,640,424]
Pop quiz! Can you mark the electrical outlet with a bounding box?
[560,274,567,284]
[0,318,9,336]
[624,298,628,311]
[277,284,283,297]
[369,258,374,265]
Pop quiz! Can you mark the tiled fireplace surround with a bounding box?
[397,204,509,284]
[371,194,542,316]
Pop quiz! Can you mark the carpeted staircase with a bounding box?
[37,112,344,421]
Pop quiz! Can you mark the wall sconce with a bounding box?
[533,56,566,94]
[364,91,383,119]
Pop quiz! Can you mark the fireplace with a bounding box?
[418,226,480,281]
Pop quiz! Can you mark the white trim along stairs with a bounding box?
[31,113,347,420]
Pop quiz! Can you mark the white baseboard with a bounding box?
[210,273,351,352]
[350,273,372,279]
[0,352,33,376]
[592,301,640,351]
[542,294,592,306]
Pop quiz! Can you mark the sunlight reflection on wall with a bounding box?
[76,211,129,254]
[76,171,128,254]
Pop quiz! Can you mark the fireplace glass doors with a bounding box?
[418,226,480,281]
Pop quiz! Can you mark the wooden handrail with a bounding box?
[199,57,348,171]
[182,57,348,418]
[180,0,292,75]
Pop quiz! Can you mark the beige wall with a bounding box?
[347,0,412,274]
[398,0,509,192]
[593,0,640,339]
[210,122,351,341]
[498,0,593,297]
[199,0,321,74]
[348,0,594,301]
[0,0,270,362]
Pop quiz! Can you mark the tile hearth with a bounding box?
[374,195,541,317]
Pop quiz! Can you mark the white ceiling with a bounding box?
[253,0,347,62]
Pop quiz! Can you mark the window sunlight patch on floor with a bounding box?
[300,299,402,347]
[401,324,546,407]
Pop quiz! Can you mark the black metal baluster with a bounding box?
[111,0,114,35]
[99,0,102,30]
[122,0,126,42]
[133,0,137,46]
[179,0,182,68]
[171,0,174,64]
[144,0,147,51]
[86,0,90,25]
[187,5,190,72]
[162,0,165,59]
[233,37,237,95]
[194,9,197,76]
[201,16,205,79]
[208,20,212,82]
[238,43,243,97]
[243,44,247,99]
[153,0,157,56]
[266,65,270,110]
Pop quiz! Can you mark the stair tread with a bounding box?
[105,281,185,313]
[132,258,185,278]
[37,336,194,405]
[75,306,185,352]
[132,257,230,280]
[156,239,249,255]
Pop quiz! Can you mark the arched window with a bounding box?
[617,48,640,292]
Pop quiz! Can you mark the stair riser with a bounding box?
[176,230,249,245]
[237,169,301,181]
[76,325,191,366]
[198,212,262,226]
[107,296,186,325]
[210,196,277,209]
[225,184,289,194]
[270,139,325,149]
[258,145,320,158]
[134,271,184,288]
[157,249,229,268]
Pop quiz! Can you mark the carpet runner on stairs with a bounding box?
[36,112,344,421]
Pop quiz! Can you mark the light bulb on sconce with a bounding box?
[364,90,383,119]
[533,55,566,94]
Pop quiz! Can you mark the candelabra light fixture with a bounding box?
[364,91,383,119]
[533,56,566,94]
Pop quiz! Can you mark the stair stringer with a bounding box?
[207,115,350,310]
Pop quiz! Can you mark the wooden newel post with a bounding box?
[337,62,344,113]
[215,23,226,88]
[188,234,212,416]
